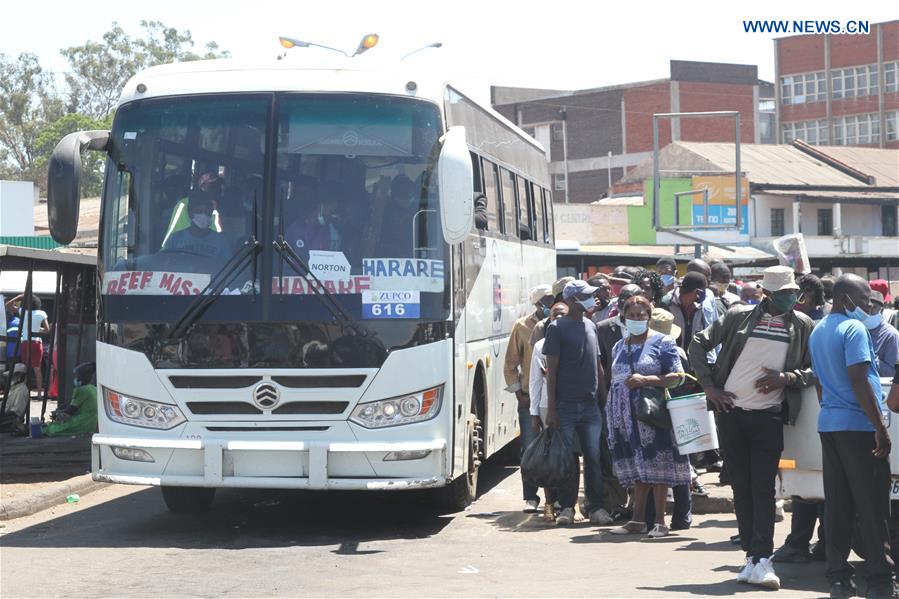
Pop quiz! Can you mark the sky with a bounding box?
[3,0,896,101]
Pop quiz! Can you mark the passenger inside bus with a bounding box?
[284,195,338,258]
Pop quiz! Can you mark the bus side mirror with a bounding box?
[47,130,109,244]
[437,126,473,246]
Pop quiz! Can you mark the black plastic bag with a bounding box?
[521,428,574,488]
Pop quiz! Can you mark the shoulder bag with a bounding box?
[628,340,672,430]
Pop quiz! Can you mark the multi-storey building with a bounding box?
[776,19,899,147]
[492,61,774,204]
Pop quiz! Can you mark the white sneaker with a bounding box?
[748,558,780,590]
[589,508,614,525]
[523,499,540,513]
[775,499,785,523]
[556,507,575,526]
[736,557,755,584]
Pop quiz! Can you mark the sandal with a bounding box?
[646,524,670,539]
[609,521,647,535]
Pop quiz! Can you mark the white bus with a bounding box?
[46,60,556,511]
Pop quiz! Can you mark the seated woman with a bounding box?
[606,295,690,539]
[45,363,98,437]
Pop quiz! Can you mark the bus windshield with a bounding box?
[100,93,449,367]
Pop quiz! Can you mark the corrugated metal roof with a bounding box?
[620,142,895,189]
[762,189,899,202]
[675,142,866,187]
[563,243,775,263]
[33,197,100,248]
[810,146,899,187]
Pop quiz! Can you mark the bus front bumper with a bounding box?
[92,434,448,491]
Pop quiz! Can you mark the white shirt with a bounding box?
[528,338,549,416]
[19,310,48,341]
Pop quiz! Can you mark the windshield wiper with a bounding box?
[165,236,261,343]
[273,237,368,337]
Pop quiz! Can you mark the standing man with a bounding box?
[689,265,816,590]
[662,272,711,354]
[544,280,612,526]
[811,275,895,599]
[588,276,614,323]
[505,284,554,513]
[710,262,741,313]
[656,256,678,293]
[867,291,899,379]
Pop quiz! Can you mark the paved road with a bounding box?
[1,456,830,598]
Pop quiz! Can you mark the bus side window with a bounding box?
[530,181,545,245]
[481,158,501,233]
[543,187,555,244]
[515,175,531,241]
[499,167,516,237]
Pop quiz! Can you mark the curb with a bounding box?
[0,474,107,521]
[691,494,734,515]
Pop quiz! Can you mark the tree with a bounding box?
[61,20,230,119]
[32,112,113,197]
[0,53,65,182]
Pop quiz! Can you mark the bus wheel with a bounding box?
[161,486,216,513]
[443,413,483,511]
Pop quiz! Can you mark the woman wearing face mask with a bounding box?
[44,363,98,437]
[607,295,690,539]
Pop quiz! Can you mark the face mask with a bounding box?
[697,289,707,303]
[625,319,649,336]
[746,299,760,305]
[191,213,211,229]
[538,303,550,318]
[660,274,676,287]
[771,292,798,313]
[73,378,82,388]
[843,296,869,322]
[866,312,884,330]
[713,281,729,294]
[577,296,596,311]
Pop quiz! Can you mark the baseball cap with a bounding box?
[562,280,599,301]
[552,276,576,298]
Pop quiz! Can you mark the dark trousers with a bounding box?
[718,408,783,560]
[784,499,824,551]
[821,431,894,587]
[645,484,693,529]
[518,406,540,502]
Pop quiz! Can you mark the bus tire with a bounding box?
[441,412,483,511]
[161,486,216,513]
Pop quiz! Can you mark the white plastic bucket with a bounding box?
[668,393,719,455]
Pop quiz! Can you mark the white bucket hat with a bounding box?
[529,284,553,305]
[761,265,800,293]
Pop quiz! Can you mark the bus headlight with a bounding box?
[104,389,186,430]
[350,386,442,429]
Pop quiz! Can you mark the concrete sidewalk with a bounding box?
[0,433,105,520]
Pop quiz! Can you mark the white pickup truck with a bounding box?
[780,379,896,501]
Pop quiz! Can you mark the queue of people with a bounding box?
[504,260,899,597]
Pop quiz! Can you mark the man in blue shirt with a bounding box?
[810,274,894,599]
[544,280,609,527]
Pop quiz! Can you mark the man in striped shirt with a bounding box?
[689,266,816,591]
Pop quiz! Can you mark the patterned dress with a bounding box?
[606,332,691,487]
